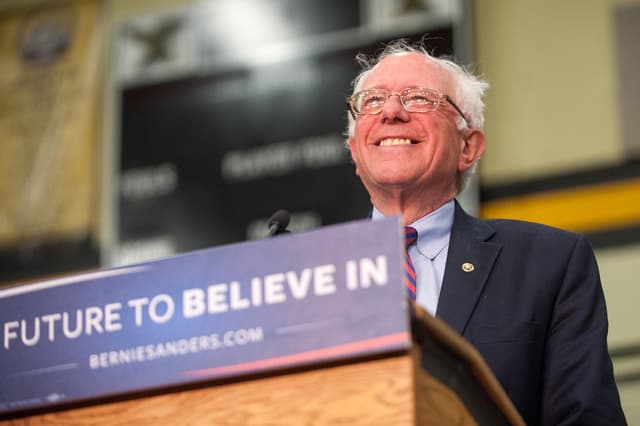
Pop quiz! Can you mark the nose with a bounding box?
[381,93,410,123]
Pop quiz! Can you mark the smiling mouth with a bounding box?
[378,138,415,146]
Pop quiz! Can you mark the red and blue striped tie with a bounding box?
[404,226,418,300]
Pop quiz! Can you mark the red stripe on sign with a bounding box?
[181,332,409,378]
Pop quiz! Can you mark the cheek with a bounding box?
[349,137,364,161]
[424,138,463,178]
[354,116,375,137]
[432,137,458,163]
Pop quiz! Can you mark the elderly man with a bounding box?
[346,41,626,425]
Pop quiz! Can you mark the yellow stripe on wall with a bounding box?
[480,178,640,233]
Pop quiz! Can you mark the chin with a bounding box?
[370,175,418,190]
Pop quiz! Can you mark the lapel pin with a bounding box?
[462,262,475,272]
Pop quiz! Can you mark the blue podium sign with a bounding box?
[0,217,409,416]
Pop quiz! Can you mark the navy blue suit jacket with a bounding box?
[432,201,626,425]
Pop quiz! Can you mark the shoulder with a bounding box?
[486,217,582,241]
[483,217,593,254]
[453,201,588,247]
[451,200,596,260]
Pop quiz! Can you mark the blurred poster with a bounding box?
[115,0,457,265]
[0,1,103,283]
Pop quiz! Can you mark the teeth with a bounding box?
[379,138,412,146]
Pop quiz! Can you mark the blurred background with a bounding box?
[1,0,638,420]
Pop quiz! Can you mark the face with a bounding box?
[348,53,484,201]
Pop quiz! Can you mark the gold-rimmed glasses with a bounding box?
[346,87,471,128]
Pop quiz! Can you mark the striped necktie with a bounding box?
[404,226,418,300]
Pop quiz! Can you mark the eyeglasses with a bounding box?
[346,87,471,128]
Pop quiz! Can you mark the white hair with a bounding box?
[345,39,490,193]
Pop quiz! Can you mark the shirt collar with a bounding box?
[372,200,455,260]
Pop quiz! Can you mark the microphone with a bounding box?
[268,209,291,236]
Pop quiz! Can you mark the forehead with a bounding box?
[361,52,451,92]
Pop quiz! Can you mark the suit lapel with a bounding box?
[436,201,501,335]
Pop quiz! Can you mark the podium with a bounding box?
[1,305,523,425]
[0,218,524,425]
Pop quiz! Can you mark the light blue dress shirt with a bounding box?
[372,200,455,315]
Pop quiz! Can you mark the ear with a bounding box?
[458,129,486,173]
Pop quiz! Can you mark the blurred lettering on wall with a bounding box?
[113,0,464,265]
